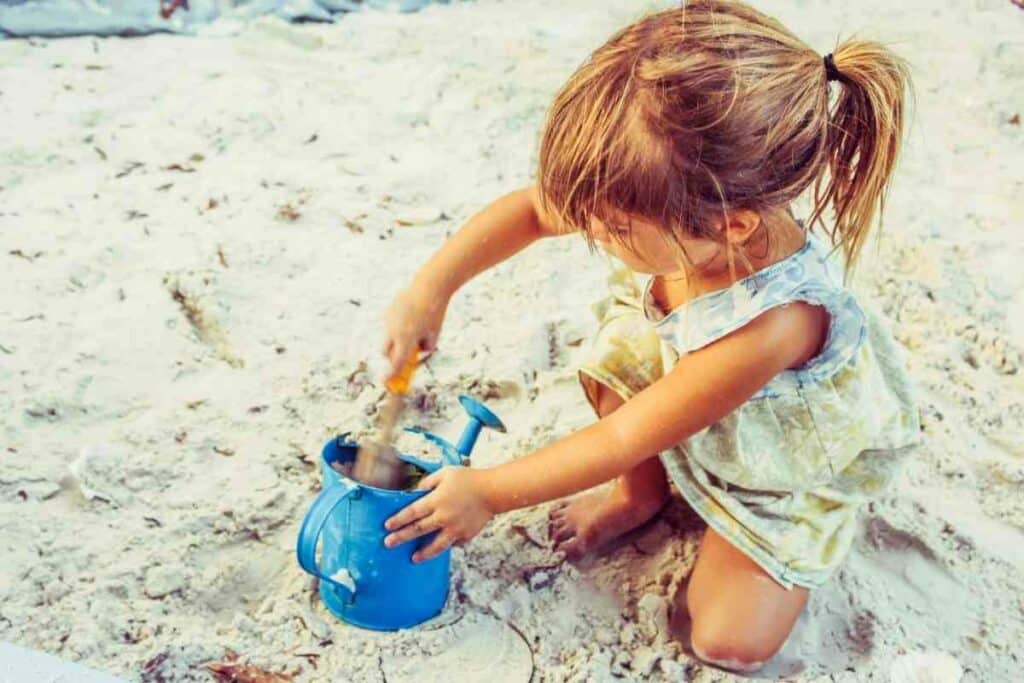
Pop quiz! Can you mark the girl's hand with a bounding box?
[382,286,448,380]
[383,467,494,563]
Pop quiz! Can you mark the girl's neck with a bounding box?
[651,211,806,313]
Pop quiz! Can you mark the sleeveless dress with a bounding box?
[579,232,920,589]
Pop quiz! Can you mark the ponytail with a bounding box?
[809,40,912,272]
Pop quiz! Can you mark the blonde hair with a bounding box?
[537,0,910,273]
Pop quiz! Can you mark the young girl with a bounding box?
[380,0,919,671]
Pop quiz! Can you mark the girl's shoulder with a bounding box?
[648,231,873,387]
[645,232,847,336]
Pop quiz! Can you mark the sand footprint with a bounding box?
[858,516,965,605]
[759,516,969,679]
[381,610,533,683]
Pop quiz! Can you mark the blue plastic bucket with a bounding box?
[296,436,450,631]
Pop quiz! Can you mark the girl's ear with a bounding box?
[718,209,762,245]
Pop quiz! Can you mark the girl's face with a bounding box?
[589,214,721,276]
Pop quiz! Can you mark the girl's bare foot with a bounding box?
[549,477,668,559]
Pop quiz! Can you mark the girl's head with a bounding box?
[537,0,910,277]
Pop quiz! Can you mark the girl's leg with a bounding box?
[549,377,670,558]
[685,528,808,672]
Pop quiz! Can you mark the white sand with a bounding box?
[1,1,1022,681]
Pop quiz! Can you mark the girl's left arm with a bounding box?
[385,303,823,562]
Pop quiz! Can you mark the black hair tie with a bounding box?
[823,53,842,83]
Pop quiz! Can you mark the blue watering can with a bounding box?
[296,395,506,631]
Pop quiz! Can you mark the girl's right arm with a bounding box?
[383,185,566,377]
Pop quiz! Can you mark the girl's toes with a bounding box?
[560,537,588,560]
[553,533,575,554]
[547,518,560,540]
[551,523,575,544]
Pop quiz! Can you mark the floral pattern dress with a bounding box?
[579,232,920,588]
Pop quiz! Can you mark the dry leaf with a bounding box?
[276,204,301,222]
[206,653,294,683]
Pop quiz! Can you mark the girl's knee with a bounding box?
[682,530,807,672]
[683,572,798,673]
[688,617,777,673]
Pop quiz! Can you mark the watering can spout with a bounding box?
[455,395,507,457]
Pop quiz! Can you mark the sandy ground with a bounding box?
[1,1,1023,681]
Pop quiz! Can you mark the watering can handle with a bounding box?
[296,481,358,601]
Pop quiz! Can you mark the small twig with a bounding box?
[294,653,319,670]
[511,524,545,549]
[115,161,144,178]
[159,0,190,21]
[504,619,536,681]
[8,249,43,262]
[163,163,196,173]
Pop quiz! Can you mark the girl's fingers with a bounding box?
[384,514,442,548]
[385,499,431,532]
[412,532,454,564]
[388,343,407,376]
[414,471,442,491]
